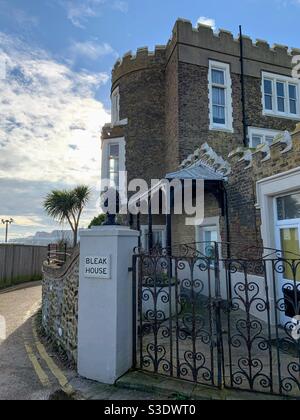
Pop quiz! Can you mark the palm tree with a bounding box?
[43,185,91,248]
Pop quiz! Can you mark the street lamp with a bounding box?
[1,218,14,243]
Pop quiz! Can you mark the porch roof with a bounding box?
[166,160,225,181]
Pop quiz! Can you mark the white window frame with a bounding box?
[195,217,221,260]
[101,137,126,192]
[111,86,120,125]
[248,127,282,148]
[274,192,300,323]
[274,191,300,227]
[261,72,300,120]
[141,225,167,251]
[208,61,233,133]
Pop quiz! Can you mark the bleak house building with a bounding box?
[101,18,300,265]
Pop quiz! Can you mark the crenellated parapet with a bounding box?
[179,142,231,176]
[172,18,298,69]
[177,123,300,184]
[112,45,167,86]
[227,124,300,178]
[112,17,299,87]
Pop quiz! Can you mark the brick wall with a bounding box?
[177,62,244,160]
[103,19,300,256]
[225,125,300,257]
[113,59,167,185]
[165,46,180,174]
[244,76,297,132]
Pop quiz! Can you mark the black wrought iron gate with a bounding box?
[132,243,300,398]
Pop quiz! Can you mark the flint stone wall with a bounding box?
[42,247,79,363]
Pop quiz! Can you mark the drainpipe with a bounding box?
[166,186,174,257]
[137,212,141,249]
[148,199,153,252]
[222,183,232,302]
[239,25,248,148]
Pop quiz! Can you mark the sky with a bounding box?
[0,0,300,241]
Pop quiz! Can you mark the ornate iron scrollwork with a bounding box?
[132,242,300,397]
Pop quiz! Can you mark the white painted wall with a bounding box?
[77,226,139,384]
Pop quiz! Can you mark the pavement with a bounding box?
[0,282,167,400]
[0,282,74,400]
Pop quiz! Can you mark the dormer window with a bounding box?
[111,87,120,125]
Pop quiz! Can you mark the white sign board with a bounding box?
[84,256,111,279]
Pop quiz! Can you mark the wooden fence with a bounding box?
[0,244,48,289]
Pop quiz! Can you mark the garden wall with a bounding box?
[42,247,79,363]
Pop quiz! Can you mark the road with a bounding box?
[0,282,171,401]
[0,283,76,400]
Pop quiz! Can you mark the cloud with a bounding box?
[0,0,39,28]
[58,0,128,28]
[70,40,118,61]
[112,1,129,13]
[55,0,105,28]
[0,32,111,238]
[197,16,216,30]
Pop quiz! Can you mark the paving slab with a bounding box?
[116,370,296,401]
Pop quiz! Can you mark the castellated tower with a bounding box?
[103,18,299,185]
[111,46,167,184]
[101,17,300,262]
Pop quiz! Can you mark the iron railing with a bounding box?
[133,242,300,398]
[47,243,71,266]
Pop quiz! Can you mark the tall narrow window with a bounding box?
[276,81,285,113]
[289,84,297,115]
[209,61,233,132]
[264,79,273,111]
[101,137,126,195]
[111,87,120,125]
[262,72,300,119]
[108,143,119,187]
[212,69,226,125]
[204,228,218,259]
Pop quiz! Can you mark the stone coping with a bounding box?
[42,245,80,279]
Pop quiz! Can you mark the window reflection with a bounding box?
[277,193,300,221]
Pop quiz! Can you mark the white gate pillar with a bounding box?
[77,226,139,384]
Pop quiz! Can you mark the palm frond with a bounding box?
[43,190,75,223]
[43,185,91,247]
[73,185,91,210]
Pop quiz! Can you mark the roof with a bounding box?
[166,160,225,181]
[127,160,225,213]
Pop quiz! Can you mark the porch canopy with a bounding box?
[165,159,225,182]
[129,159,227,252]
[164,160,227,253]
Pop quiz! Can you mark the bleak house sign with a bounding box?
[85,256,111,279]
